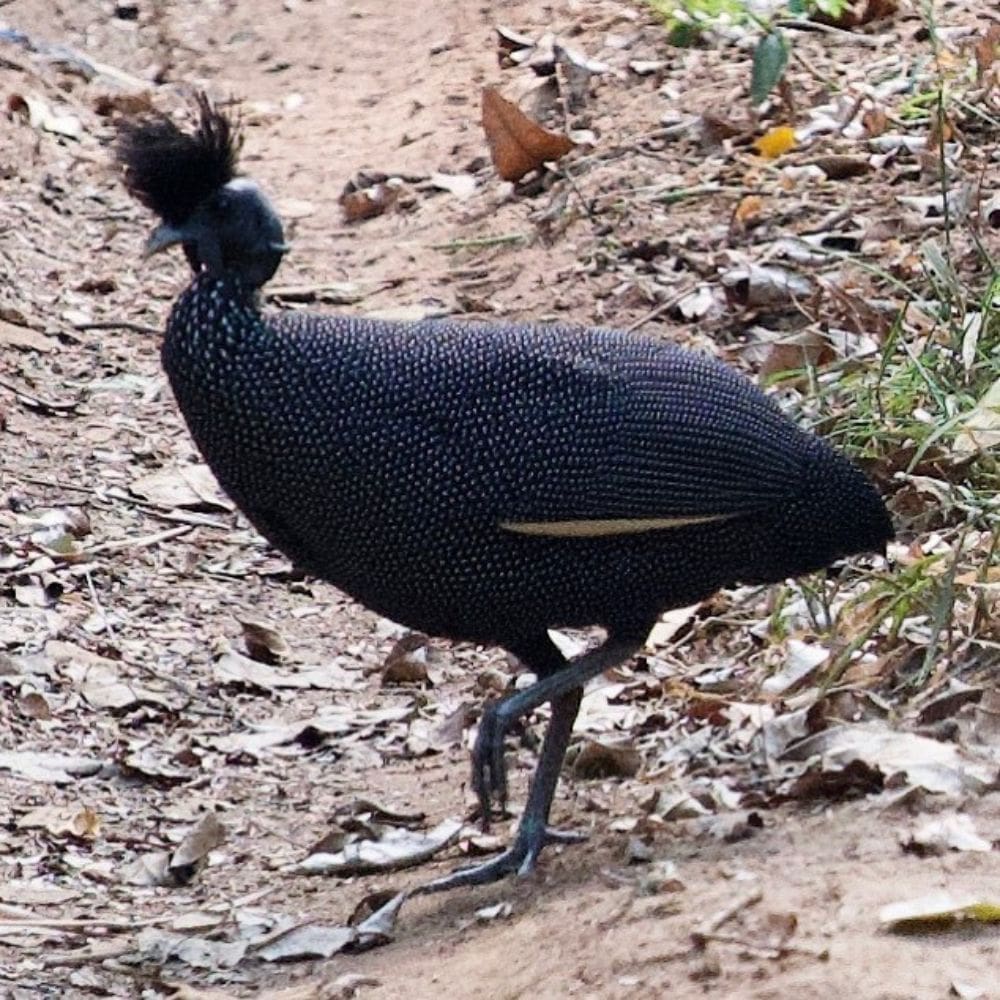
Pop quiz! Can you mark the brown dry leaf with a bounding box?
[0,318,56,352]
[817,0,898,29]
[0,752,103,784]
[757,330,834,379]
[972,25,1000,81]
[17,691,51,720]
[572,740,641,780]
[780,723,998,798]
[862,105,888,137]
[810,155,872,180]
[382,633,431,685]
[340,182,400,223]
[170,812,226,880]
[733,195,764,226]
[239,618,291,664]
[92,91,155,117]
[481,86,574,182]
[130,465,232,512]
[17,804,101,838]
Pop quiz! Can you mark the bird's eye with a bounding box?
[210,193,233,219]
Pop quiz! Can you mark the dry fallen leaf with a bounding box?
[817,0,899,29]
[481,86,574,182]
[239,618,291,664]
[170,812,226,877]
[902,813,993,855]
[0,881,81,906]
[340,181,401,223]
[572,740,642,780]
[130,465,232,512]
[0,318,56,352]
[16,803,101,839]
[880,891,1000,932]
[213,646,362,692]
[780,723,998,798]
[953,377,1000,455]
[7,92,82,139]
[0,751,103,784]
[294,817,462,876]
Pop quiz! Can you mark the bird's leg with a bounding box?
[473,633,568,827]
[472,636,641,827]
[417,636,642,894]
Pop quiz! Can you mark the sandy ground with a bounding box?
[1,0,998,997]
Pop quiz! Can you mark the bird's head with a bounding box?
[116,94,287,289]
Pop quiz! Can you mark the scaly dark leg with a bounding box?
[415,634,643,894]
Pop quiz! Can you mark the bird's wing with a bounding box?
[469,335,808,534]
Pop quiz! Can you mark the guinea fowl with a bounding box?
[116,96,893,891]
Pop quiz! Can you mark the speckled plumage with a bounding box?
[166,272,888,645]
[118,97,892,888]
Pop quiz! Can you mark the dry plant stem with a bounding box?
[0,915,172,931]
[691,887,764,947]
[40,943,133,968]
[56,525,192,560]
[0,524,193,575]
[72,320,161,335]
[0,376,77,412]
[9,473,231,530]
[623,288,696,334]
[774,18,882,47]
[84,568,115,642]
[696,930,829,961]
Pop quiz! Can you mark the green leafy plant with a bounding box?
[646,0,849,103]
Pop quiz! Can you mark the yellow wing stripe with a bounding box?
[499,513,736,538]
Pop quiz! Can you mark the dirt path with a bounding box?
[1,0,998,997]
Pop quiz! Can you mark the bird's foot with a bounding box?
[414,823,588,895]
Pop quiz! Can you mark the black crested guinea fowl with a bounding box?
[116,95,893,891]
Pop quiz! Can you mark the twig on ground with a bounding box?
[73,320,161,336]
[0,377,79,414]
[691,887,764,946]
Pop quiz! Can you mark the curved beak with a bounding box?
[144,222,187,258]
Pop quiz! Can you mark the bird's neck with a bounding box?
[165,271,262,356]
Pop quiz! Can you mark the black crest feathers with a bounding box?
[116,93,241,226]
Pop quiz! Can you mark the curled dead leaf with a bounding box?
[481,86,573,182]
[572,740,641,780]
[239,618,291,664]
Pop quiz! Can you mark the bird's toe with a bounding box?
[471,701,510,826]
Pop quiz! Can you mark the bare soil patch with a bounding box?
[1,1,998,998]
